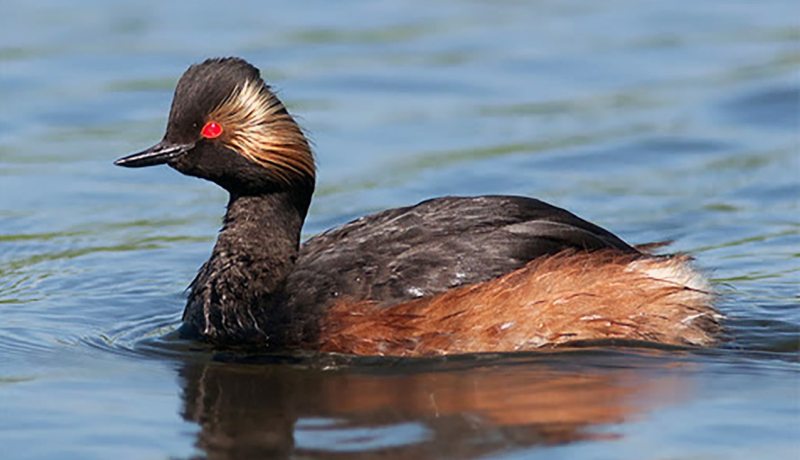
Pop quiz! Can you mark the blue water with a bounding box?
[1,1,799,459]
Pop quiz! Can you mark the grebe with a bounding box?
[115,57,721,356]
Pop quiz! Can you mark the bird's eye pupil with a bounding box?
[201,121,223,139]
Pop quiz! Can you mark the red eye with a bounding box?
[201,121,223,139]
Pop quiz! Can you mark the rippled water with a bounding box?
[1,1,799,459]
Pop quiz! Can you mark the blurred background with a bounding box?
[1,1,798,459]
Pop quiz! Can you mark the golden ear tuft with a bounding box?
[208,79,315,185]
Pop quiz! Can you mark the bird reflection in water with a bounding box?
[177,352,692,459]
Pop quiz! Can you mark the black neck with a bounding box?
[181,186,313,346]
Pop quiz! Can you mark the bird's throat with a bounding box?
[181,189,312,346]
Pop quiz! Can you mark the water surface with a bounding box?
[1,1,799,459]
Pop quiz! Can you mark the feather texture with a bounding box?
[208,79,315,185]
[320,250,722,356]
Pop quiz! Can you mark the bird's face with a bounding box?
[115,58,315,194]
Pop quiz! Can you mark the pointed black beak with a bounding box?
[114,140,195,168]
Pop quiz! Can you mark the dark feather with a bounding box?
[285,195,638,311]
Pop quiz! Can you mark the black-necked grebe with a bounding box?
[115,57,721,356]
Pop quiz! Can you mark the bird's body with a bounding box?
[116,57,721,356]
[291,195,636,314]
